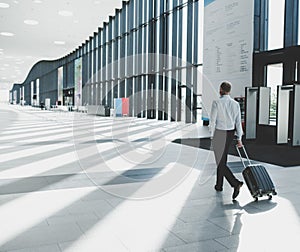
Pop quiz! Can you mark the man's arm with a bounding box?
[235,104,243,147]
[209,101,217,138]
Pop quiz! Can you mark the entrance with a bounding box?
[63,88,74,106]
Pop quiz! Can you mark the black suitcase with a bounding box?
[236,145,277,201]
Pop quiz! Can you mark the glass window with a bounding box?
[111,20,114,81]
[268,0,285,50]
[95,48,98,82]
[168,5,173,68]
[100,46,103,82]
[198,1,204,64]
[181,4,187,65]
[267,63,283,122]
[156,17,160,72]
[91,50,94,83]
[143,22,148,74]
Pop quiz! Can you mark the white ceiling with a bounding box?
[0,0,123,90]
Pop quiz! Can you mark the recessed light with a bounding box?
[3,64,9,67]
[58,10,73,17]
[74,20,79,24]
[24,19,39,25]
[1,77,7,80]
[0,32,14,37]
[0,3,10,8]
[33,0,42,3]
[54,41,65,45]
[94,1,100,4]
[13,1,18,4]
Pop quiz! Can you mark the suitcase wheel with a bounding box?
[254,197,258,202]
[268,195,272,200]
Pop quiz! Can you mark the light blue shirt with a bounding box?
[209,95,243,140]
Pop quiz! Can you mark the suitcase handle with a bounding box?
[235,145,252,168]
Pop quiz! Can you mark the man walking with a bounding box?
[209,81,244,200]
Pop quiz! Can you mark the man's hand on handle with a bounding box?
[236,140,243,148]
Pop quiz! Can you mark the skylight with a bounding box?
[58,10,73,17]
[0,3,9,8]
[0,32,14,37]
[24,20,39,25]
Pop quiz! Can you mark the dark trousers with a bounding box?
[212,129,240,189]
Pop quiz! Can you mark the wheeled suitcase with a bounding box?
[236,145,277,201]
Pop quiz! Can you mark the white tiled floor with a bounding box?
[0,104,300,251]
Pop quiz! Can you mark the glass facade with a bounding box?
[15,0,300,123]
[13,0,203,123]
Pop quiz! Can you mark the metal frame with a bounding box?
[107,16,113,108]
[127,0,134,116]
[171,0,178,122]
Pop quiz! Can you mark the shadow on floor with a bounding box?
[173,137,300,167]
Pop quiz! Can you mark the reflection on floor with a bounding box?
[0,104,300,252]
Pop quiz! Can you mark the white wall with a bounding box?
[0,90,9,103]
[202,0,254,120]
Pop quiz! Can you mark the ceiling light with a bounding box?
[0,32,14,37]
[4,64,9,67]
[58,10,73,17]
[94,1,100,4]
[0,3,10,8]
[54,41,65,45]
[13,1,18,4]
[24,19,39,25]
[1,77,7,80]
[33,0,42,3]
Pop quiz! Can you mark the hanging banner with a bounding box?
[122,98,129,116]
[74,58,82,107]
[202,0,254,121]
[57,67,63,105]
[114,98,122,117]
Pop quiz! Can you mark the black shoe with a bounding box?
[214,185,223,192]
[232,182,243,199]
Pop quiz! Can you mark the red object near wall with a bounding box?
[122,98,129,116]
